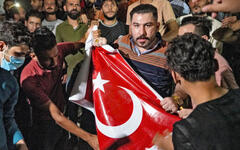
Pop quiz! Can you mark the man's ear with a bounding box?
[30,52,37,60]
[0,41,7,51]
[63,5,67,12]
[25,20,28,27]
[171,71,181,84]
[157,22,160,31]
[0,41,5,51]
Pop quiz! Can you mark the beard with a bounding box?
[103,12,117,20]
[45,7,57,15]
[67,9,81,20]
[45,11,56,15]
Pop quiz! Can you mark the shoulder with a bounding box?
[57,42,74,50]
[56,19,64,23]
[20,60,39,84]
[56,20,68,30]
[115,34,132,50]
[0,68,18,90]
[0,68,15,81]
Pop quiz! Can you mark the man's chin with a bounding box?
[46,66,57,70]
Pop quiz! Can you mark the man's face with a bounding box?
[188,0,210,14]
[44,0,57,14]
[18,7,26,20]
[4,45,29,62]
[64,0,81,20]
[31,0,43,10]
[178,24,195,36]
[130,12,159,50]
[4,0,14,13]
[102,0,118,20]
[36,45,59,70]
[25,16,42,33]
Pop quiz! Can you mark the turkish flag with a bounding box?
[91,45,180,150]
[69,27,180,149]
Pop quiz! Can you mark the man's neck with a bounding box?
[67,17,79,28]
[186,76,228,106]
[103,18,117,26]
[140,0,153,4]
[46,14,57,21]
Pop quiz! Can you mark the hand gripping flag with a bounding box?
[69,27,180,149]
[91,45,180,150]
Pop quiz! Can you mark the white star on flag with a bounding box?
[93,73,109,93]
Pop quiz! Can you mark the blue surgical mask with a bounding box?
[1,53,25,71]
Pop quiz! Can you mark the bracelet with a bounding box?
[172,95,183,110]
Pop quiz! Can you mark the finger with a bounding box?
[160,100,167,105]
[202,4,228,13]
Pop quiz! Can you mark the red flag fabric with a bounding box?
[92,46,180,150]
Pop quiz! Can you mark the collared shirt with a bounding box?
[115,33,173,97]
[55,20,88,43]
[130,38,162,56]
[20,42,76,121]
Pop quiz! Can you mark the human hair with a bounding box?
[165,33,218,82]
[31,26,56,55]
[130,4,158,21]
[7,6,19,20]
[0,21,31,48]
[43,0,58,8]
[63,0,80,5]
[3,0,14,11]
[101,0,118,8]
[25,9,44,21]
[181,16,212,38]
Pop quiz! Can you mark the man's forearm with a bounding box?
[49,102,94,142]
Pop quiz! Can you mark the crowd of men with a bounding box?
[1,0,240,149]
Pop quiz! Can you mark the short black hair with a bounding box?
[7,6,19,20]
[181,16,212,38]
[0,21,31,48]
[31,26,56,55]
[166,33,218,82]
[63,0,80,6]
[101,0,118,8]
[25,9,44,21]
[130,4,158,21]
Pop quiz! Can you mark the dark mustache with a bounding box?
[136,35,149,40]
[47,7,53,9]
[71,9,78,12]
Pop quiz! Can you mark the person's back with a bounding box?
[173,88,240,149]
[154,33,240,150]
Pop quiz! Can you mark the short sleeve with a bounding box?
[172,122,195,150]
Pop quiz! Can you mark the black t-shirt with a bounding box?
[99,20,128,45]
[173,89,240,150]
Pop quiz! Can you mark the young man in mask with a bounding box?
[0,21,31,72]
[0,21,30,150]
